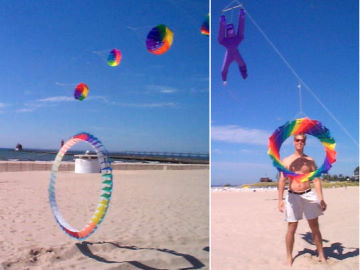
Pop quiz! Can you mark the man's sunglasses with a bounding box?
[295,139,305,143]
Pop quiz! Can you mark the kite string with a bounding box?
[243,6,359,146]
[298,83,303,115]
[222,0,242,13]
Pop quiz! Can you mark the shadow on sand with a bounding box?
[75,241,206,270]
[293,232,359,262]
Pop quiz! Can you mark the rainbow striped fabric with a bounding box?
[268,118,336,182]
[201,14,209,36]
[107,48,122,66]
[146,24,174,55]
[74,83,89,101]
[49,132,113,240]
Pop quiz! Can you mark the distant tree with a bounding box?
[354,166,359,176]
[354,166,359,181]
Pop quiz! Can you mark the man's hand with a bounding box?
[278,200,284,212]
[320,200,327,211]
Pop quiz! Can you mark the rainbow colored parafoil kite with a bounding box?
[74,83,89,101]
[49,132,113,240]
[201,14,209,36]
[146,24,174,55]
[107,49,122,66]
[268,117,336,182]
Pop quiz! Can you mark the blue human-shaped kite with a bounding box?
[218,9,247,84]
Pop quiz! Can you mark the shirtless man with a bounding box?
[278,134,327,266]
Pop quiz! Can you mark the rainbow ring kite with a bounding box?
[268,117,336,182]
[48,132,113,240]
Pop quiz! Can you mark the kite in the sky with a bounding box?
[218,9,247,84]
[201,14,209,36]
[74,83,89,101]
[146,24,174,55]
[107,49,122,66]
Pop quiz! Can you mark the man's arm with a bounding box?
[313,177,327,211]
[237,9,245,41]
[218,15,226,45]
[278,172,286,212]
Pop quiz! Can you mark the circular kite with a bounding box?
[74,83,89,101]
[201,14,209,36]
[48,132,113,240]
[268,117,336,182]
[146,24,174,55]
[107,48,122,66]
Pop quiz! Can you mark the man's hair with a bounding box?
[294,133,306,141]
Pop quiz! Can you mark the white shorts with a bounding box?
[285,190,323,222]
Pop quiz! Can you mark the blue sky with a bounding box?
[0,0,209,153]
[211,0,358,185]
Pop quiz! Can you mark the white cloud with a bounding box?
[16,94,176,113]
[16,96,74,113]
[55,81,78,87]
[119,102,176,108]
[16,108,35,113]
[88,96,176,108]
[212,161,272,170]
[240,149,254,153]
[212,148,223,154]
[160,89,177,94]
[212,125,269,145]
[37,96,74,102]
[87,96,113,103]
[147,85,178,94]
[190,87,208,94]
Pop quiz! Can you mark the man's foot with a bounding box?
[286,256,293,267]
[318,256,328,264]
[223,80,227,85]
[240,66,248,79]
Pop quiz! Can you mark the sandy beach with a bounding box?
[0,168,209,269]
[211,187,359,270]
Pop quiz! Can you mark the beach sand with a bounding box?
[0,169,209,269]
[211,187,359,270]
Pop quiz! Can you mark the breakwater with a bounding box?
[0,161,208,172]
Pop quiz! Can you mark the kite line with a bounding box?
[236,3,358,146]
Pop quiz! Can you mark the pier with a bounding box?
[21,149,209,164]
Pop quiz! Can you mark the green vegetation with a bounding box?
[239,182,278,188]
[238,181,359,189]
[319,181,359,188]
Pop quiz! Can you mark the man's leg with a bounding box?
[307,218,327,263]
[221,53,232,83]
[234,52,248,79]
[286,222,298,266]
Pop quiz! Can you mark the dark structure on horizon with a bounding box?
[15,143,23,151]
[21,149,209,164]
[260,177,273,182]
